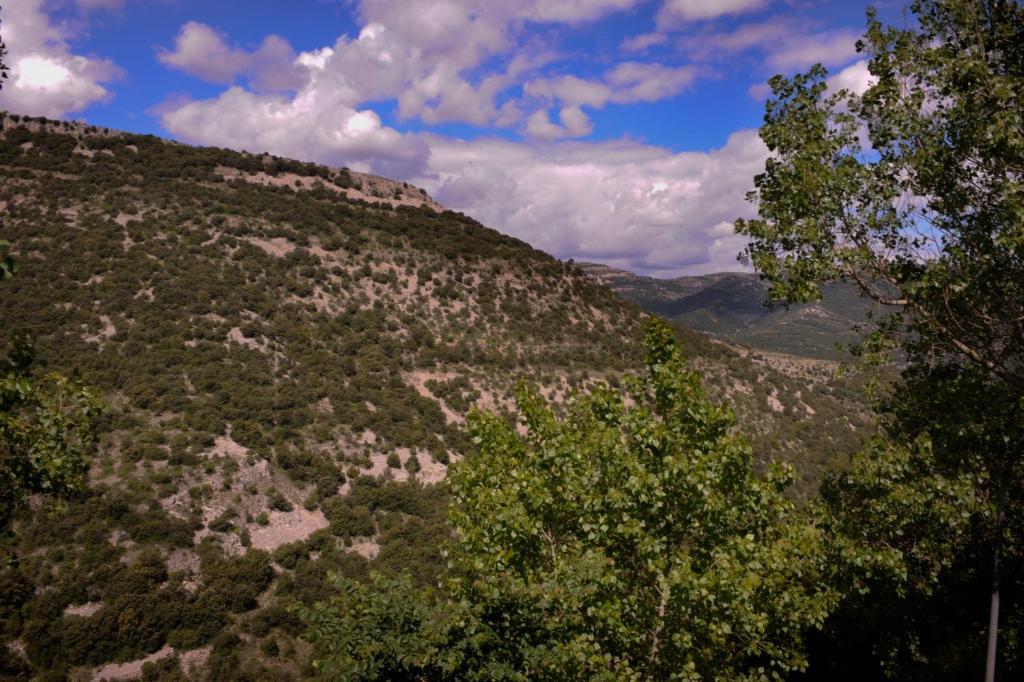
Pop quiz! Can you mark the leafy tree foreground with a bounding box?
[301,319,837,680]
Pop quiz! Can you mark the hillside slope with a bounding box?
[581,263,881,359]
[0,114,872,680]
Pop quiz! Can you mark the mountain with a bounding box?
[580,263,882,359]
[0,114,873,680]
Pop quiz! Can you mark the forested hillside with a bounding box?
[0,115,871,679]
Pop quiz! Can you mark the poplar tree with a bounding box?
[736,1,1023,676]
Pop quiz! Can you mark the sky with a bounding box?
[0,0,898,276]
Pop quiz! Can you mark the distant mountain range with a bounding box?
[579,263,882,360]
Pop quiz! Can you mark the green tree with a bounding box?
[0,332,103,528]
[735,1,1023,677]
[1,240,101,526]
[303,319,836,680]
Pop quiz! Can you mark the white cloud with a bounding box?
[525,105,593,139]
[681,19,861,71]
[158,22,304,91]
[74,0,126,10]
[415,129,767,275]
[765,28,861,70]
[161,82,431,178]
[827,59,873,95]
[522,61,698,137]
[525,109,566,139]
[656,0,767,28]
[517,0,644,24]
[621,31,668,52]
[0,0,121,118]
[605,62,698,103]
[158,0,650,133]
[159,22,252,83]
[679,17,792,59]
[524,74,612,108]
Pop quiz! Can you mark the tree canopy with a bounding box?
[736,0,1023,395]
[736,1,1024,677]
[303,319,837,680]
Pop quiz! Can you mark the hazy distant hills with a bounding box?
[580,263,880,359]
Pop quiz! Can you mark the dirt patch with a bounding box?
[5,640,26,663]
[405,371,463,425]
[208,435,249,460]
[83,315,116,345]
[114,212,139,226]
[179,647,211,676]
[349,539,380,560]
[246,236,295,258]
[248,507,328,552]
[227,327,266,352]
[88,645,208,681]
[363,452,398,480]
[64,601,103,618]
[165,548,200,575]
[91,645,174,681]
[417,453,451,485]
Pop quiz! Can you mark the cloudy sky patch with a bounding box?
[0,0,889,275]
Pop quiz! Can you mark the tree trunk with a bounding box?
[985,494,1006,682]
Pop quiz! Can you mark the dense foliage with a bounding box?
[303,320,837,680]
[0,332,102,527]
[737,0,1024,677]
[449,319,837,679]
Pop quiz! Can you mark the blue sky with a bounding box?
[0,0,898,275]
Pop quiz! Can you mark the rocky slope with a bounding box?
[0,114,873,680]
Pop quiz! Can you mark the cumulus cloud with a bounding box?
[525,106,593,139]
[158,22,305,91]
[161,83,431,178]
[516,0,644,24]
[0,0,121,118]
[416,129,767,275]
[605,62,698,103]
[765,28,861,70]
[827,59,873,95]
[74,0,126,10]
[159,0,654,133]
[620,32,662,51]
[656,0,767,28]
[522,61,698,137]
[680,19,861,71]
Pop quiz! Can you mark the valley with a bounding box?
[580,262,885,360]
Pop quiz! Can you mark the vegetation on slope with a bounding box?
[0,114,869,679]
